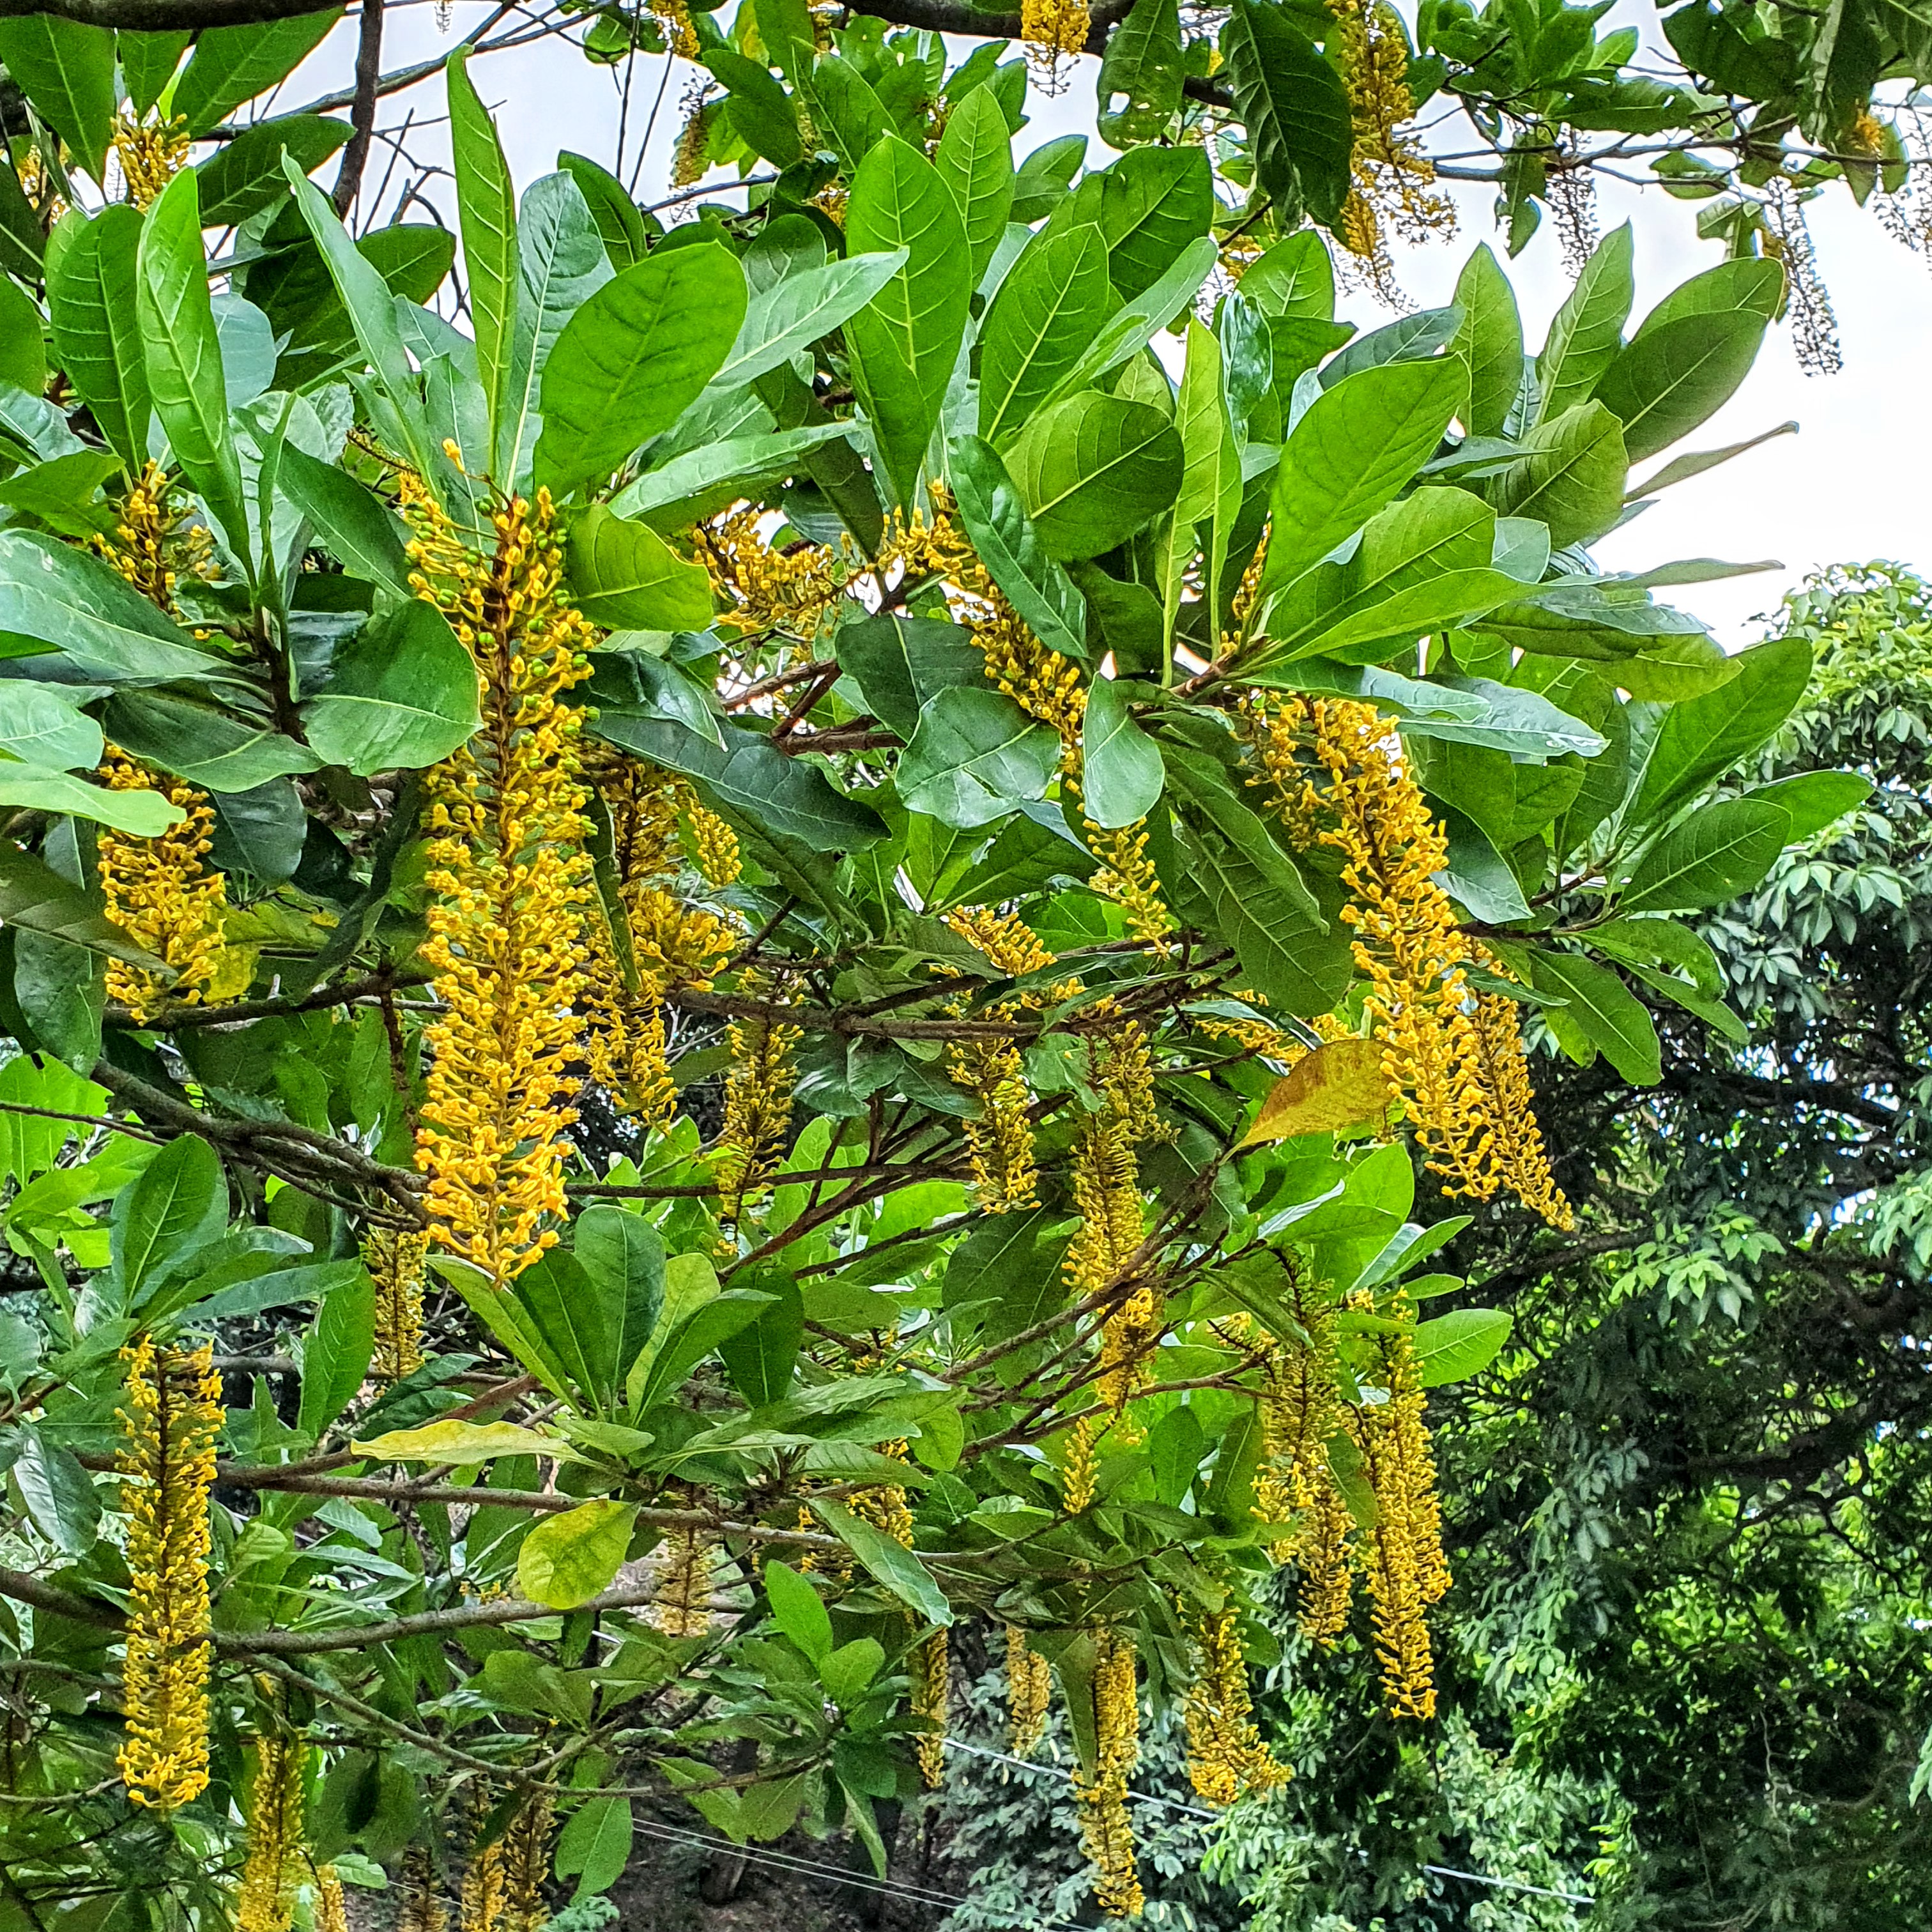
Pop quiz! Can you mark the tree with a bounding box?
[0,17,1850,1932]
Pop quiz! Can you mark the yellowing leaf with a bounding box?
[352,1419,579,1463]
[1240,1039,1390,1146]
[516,1498,638,1609]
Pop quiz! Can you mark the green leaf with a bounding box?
[1259,356,1468,600]
[1485,401,1629,548]
[101,690,319,792]
[611,424,859,531]
[116,1131,226,1304]
[1097,0,1184,149]
[574,1204,666,1399]
[1043,237,1218,406]
[0,839,169,971]
[302,601,480,775]
[1634,256,1784,337]
[296,1267,376,1440]
[843,135,970,509]
[277,443,413,595]
[0,277,44,402]
[558,150,648,270]
[1413,1307,1512,1386]
[0,18,116,180]
[1620,798,1790,912]
[137,169,249,565]
[1239,229,1335,319]
[1452,243,1523,439]
[535,247,746,494]
[1629,636,1811,823]
[811,1498,953,1625]
[900,687,1060,829]
[717,1273,804,1406]
[1592,310,1766,464]
[565,505,714,630]
[48,206,149,475]
[0,685,98,770]
[933,84,1013,286]
[517,1500,638,1610]
[977,223,1114,450]
[171,11,342,137]
[0,531,219,686]
[764,1559,833,1664]
[118,29,191,117]
[832,612,985,740]
[1101,144,1212,302]
[1535,222,1633,424]
[1008,392,1183,560]
[1743,770,1870,839]
[355,1418,576,1462]
[556,1797,634,1900]
[1220,0,1353,225]
[1524,947,1661,1084]
[8,1427,99,1555]
[946,436,1088,663]
[708,249,907,395]
[194,116,352,229]
[631,1286,774,1414]
[705,47,804,165]
[795,54,890,174]
[0,763,176,834]
[1080,674,1163,829]
[448,45,519,464]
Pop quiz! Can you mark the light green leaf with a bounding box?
[1485,401,1629,548]
[1629,636,1812,822]
[1525,947,1661,1084]
[0,684,100,769]
[48,206,150,475]
[102,690,320,792]
[115,1132,226,1303]
[518,1500,638,1609]
[565,505,714,631]
[277,442,413,595]
[765,1558,833,1663]
[1452,243,1523,439]
[933,85,1014,286]
[608,424,858,530]
[1413,1307,1512,1386]
[707,249,906,394]
[1080,674,1163,829]
[1743,769,1871,839]
[354,1418,580,1462]
[1593,310,1767,464]
[556,1796,634,1900]
[559,150,649,269]
[977,223,1114,450]
[1239,229,1335,319]
[448,45,519,464]
[303,601,480,775]
[899,687,1060,829]
[1620,798,1790,912]
[811,1497,953,1625]
[1008,391,1183,559]
[0,18,116,180]
[1634,256,1784,337]
[0,763,179,834]
[171,11,341,136]
[1043,236,1217,404]
[1535,222,1632,424]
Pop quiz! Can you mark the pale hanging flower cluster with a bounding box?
[367,1226,430,1379]
[116,1338,223,1811]
[910,1627,949,1788]
[1763,174,1842,376]
[405,484,595,1285]
[500,1791,555,1932]
[397,1846,450,1932]
[112,109,192,210]
[97,749,228,1022]
[1022,0,1089,93]
[1327,0,1455,304]
[650,1521,717,1636]
[1247,695,1572,1227]
[1183,1609,1290,1806]
[236,1736,308,1932]
[1006,1625,1054,1756]
[1074,1628,1144,1920]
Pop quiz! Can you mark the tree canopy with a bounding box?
[0,8,1899,1932]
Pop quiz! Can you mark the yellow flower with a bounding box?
[500,1791,555,1932]
[397,1847,450,1932]
[1006,1625,1053,1758]
[367,1226,430,1380]
[1062,1411,1099,1514]
[408,488,595,1285]
[314,1867,350,1932]
[650,0,698,56]
[1184,1609,1290,1807]
[459,1813,506,1932]
[713,974,802,1233]
[112,111,192,210]
[117,1338,223,1811]
[93,460,213,616]
[97,749,229,1023]
[910,1627,949,1788]
[1021,0,1089,93]
[671,79,712,187]
[650,1522,716,1636]
[1073,1627,1144,1919]
[236,1736,308,1932]
[697,503,847,638]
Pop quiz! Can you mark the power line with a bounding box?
[1422,1864,1595,1907]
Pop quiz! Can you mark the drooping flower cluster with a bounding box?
[1006,1625,1054,1757]
[1021,0,1089,93]
[650,1521,717,1636]
[1248,694,1572,1227]
[714,972,802,1235]
[236,1736,309,1932]
[112,110,192,210]
[367,1225,430,1379]
[397,1846,450,1932]
[459,1799,506,1932]
[406,485,595,1284]
[910,1627,949,1788]
[1183,1609,1290,1806]
[97,750,228,1022]
[500,1791,555,1932]
[116,1338,223,1811]
[697,503,849,640]
[1073,1628,1144,1920]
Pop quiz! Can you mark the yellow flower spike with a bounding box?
[649,1522,717,1636]
[112,111,191,210]
[93,461,214,616]
[1062,1411,1099,1514]
[1074,1628,1144,1919]
[1006,1625,1054,1758]
[116,1338,223,1812]
[236,1736,309,1932]
[1184,1609,1290,1807]
[500,1791,555,1932]
[407,488,596,1285]
[697,503,848,636]
[397,1847,450,1932]
[459,1806,507,1932]
[314,1867,350,1932]
[367,1227,430,1380]
[713,973,802,1232]
[851,1437,916,1547]
[910,1628,950,1788]
[96,749,229,1023]
[949,1035,1040,1211]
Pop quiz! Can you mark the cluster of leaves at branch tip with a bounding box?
[0,1,1880,1926]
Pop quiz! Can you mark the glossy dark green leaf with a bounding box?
[1620,798,1790,912]
[0,839,169,971]
[171,10,342,137]
[1220,0,1353,224]
[9,1427,100,1554]
[1080,673,1164,829]
[978,222,1114,450]
[277,443,413,595]
[1097,0,1184,149]
[194,116,352,229]
[1524,946,1662,1083]
[813,1498,952,1625]
[705,47,804,165]
[1101,143,1211,302]
[0,18,117,180]
[1742,769,1870,839]
[1008,392,1183,559]
[1177,818,1350,1018]
[947,436,1089,663]
[898,687,1061,829]
[834,611,986,739]
[933,85,1014,287]
[118,29,192,116]
[303,601,480,776]
[103,691,320,793]
[449,46,519,459]
[116,1132,227,1303]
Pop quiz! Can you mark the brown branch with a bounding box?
[0,1566,121,1631]
[332,0,386,216]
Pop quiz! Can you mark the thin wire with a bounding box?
[1422,1864,1595,1907]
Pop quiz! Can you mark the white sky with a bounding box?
[270,2,1932,645]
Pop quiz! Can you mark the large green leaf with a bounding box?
[977,224,1114,450]
[795,54,891,174]
[834,612,986,740]
[1592,310,1767,464]
[0,684,99,770]
[1535,222,1633,424]
[0,273,44,403]
[898,687,1061,829]
[705,47,804,166]
[946,436,1089,663]
[708,249,906,395]
[0,763,178,835]
[1043,236,1218,404]
[277,443,413,596]
[1413,1307,1512,1386]
[565,506,714,631]
[47,206,149,475]
[0,19,116,181]
[933,85,1013,286]
[1524,946,1661,1084]
[137,170,249,565]
[1165,318,1242,641]
[558,150,648,270]
[1634,256,1784,337]
[194,116,351,229]
[1100,143,1212,301]
[303,601,480,776]
[535,247,746,494]
[812,1498,953,1625]
[114,1133,226,1304]
[843,134,970,509]
[1452,243,1524,439]
[118,28,191,117]
[1220,0,1353,225]
[296,1268,375,1439]
[1259,356,1468,598]
[448,47,518,466]
[1485,401,1629,548]
[1008,392,1183,560]
[611,425,858,532]
[1240,229,1335,319]
[1097,0,1184,148]
[0,841,168,972]
[102,690,319,793]
[171,10,342,137]
[572,1204,666,1403]
[1080,673,1164,828]
[1620,799,1790,912]
[518,1499,637,1610]
[1629,636,1812,824]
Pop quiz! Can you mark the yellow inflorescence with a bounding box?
[698,503,848,638]
[1006,1625,1053,1757]
[650,1522,716,1636]
[500,1791,555,1932]
[1021,0,1089,92]
[649,0,699,55]
[911,1628,949,1788]
[236,1736,308,1932]
[1184,1610,1290,1807]
[671,79,711,186]
[1074,1627,1144,1920]
[1248,696,1572,1228]
[314,1867,350,1932]
[406,487,595,1285]
[367,1226,430,1380]
[459,1813,505,1932]
[852,1436,916,1548]
[97,750,229,1022]
[398,1847,450,1932]
[714,976,802,1233]
[113,111,192,210]
[116,1338,223,1811]
[94,461,215,616]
